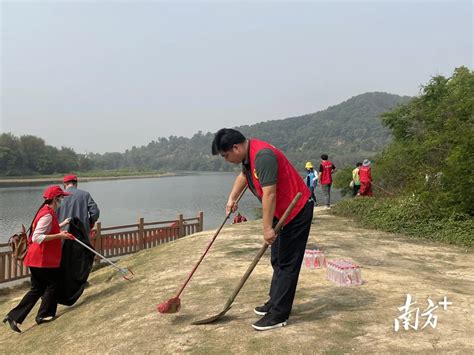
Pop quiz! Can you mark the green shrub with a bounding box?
[333,166,354,196]
[332,196,473,248]
[376,66,474,216]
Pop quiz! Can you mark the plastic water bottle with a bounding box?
[327,259,362,286]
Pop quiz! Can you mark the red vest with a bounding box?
[24,205,62,268]
[233,215,247,223]
[320,160,334,185]
[246,139,310,226]
[359,166,372,183]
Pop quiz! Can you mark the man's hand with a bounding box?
[226,199,238,215]
[263,227,276,245]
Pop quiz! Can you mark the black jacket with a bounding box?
[57,218,95,306]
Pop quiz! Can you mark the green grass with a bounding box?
[332,196,473,248]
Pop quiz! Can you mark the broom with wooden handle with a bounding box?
[192,192,302,324]
[157,186,248,314]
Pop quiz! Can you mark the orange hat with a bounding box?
[43,185,72,200]
[63,174,78,183]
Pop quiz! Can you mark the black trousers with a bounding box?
[7,267,60,324]
[268,200,314,320]
[352,184,361,197]
[309,186,317,203]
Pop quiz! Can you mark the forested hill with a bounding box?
[0,92,410,176]
[89,92,410,172]
[237,92,411,168]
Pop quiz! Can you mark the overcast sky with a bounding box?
[1,1,472,153]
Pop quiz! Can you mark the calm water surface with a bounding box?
[0,172,341,243]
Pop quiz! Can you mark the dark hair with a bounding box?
[211,128,246,155]
[321,154,328,160]
[27,201,48,235]
[356,162,362,167]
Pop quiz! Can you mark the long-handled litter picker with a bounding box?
[157,186,248,314]
[372,182,394,196]
[66,233,134,281]
[192,192,302,325]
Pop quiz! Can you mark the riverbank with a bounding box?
[332,197,473,248]
[0,172,176,187]
[0,207,471,352]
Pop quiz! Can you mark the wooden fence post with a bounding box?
[0,255,4,283]
[138,217,145,251]
[95,222,102,265]
[199,211,204,232]
[178,214,184,237]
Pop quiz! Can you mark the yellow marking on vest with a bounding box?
[253,168,259,179]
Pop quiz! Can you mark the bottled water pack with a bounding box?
[303,249,327,269]
[326,259,362,286]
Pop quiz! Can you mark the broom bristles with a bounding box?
[157,297,181,314]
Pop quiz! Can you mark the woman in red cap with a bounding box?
[3,186,73,333]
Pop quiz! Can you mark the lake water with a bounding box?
[0,172,341,244]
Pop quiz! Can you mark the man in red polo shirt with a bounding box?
[212,128,313,331]
[318,154,336,208]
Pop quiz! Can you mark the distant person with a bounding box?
[212,128,312,331]
[318,154,336,208]
[351,162,362,197]
[233,212,248,224]
[3,186,73,333]
[58,175,100,236]
[358,159,373,197]
[304,161,318,203]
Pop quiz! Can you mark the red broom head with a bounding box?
[157,297,181,314]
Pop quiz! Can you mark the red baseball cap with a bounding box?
[63,174,78,183]
[43,185,72,200]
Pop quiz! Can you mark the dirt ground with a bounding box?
[0,207,472,353]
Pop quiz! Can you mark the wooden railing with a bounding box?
[0,211,204,284]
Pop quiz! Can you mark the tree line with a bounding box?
[0,92,409,176]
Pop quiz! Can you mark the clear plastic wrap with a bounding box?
[326,259,362,286]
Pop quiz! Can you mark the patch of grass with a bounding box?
[245,337,295,353]
[224,245,262,258]
[332,319,368,347]
[332,197,473,248]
